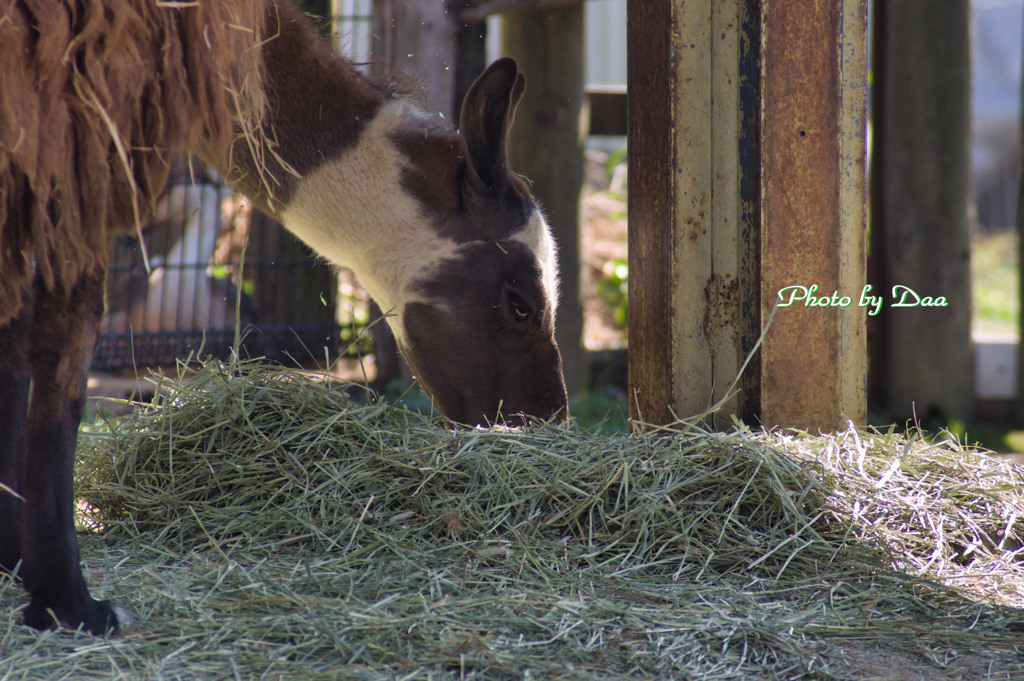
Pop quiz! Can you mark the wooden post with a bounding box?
[452,2,487,114]
[368,0,460,387]
[870,1,972,425]
[502,3,586,396]
[371,0,457,119]
[627,0,867,431]
[759,0,867,430]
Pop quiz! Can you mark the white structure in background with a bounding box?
[486,1,626,89]
[333,0,628,90]
[583,0,627,88]
[105,182,234,333]
[331,0,373,62]
[486,0,626,152]
[973,0,1024,231]
[972,0,1024,401]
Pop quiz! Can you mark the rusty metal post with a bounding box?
[627,0,762,427]
[627,0,867,430]
[626,0,677,426]
[759,0,867,430]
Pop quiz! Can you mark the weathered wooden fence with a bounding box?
[627,0,868,432]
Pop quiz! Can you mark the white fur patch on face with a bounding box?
[511,209,560,320]
[277,100,458,343]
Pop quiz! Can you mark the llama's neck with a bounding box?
[216,1,456,326]
[222,2,387,210]
[276,101,459,323]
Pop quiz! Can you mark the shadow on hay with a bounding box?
[61,359,1024,679]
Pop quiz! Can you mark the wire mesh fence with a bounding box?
[95,2,376,372]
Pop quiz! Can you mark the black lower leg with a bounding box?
[0,290,31,575]
[19,270,126,634]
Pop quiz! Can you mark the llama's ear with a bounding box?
[459,58,525,202]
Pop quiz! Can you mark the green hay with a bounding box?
[3,358,1023,680]
[75,361,836,579]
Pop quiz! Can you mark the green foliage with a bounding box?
[604,146,627,185]
[384,377,629,434]
[569,385,628,433]
[972,231,1018,337]
[383,377,437,416]
[597,257,629,329]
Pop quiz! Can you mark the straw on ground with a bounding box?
[2,358,1022,680]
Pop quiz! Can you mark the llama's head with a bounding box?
[392,59,568,426]
[270,57,568,426]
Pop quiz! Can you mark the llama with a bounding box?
[0,0,567,635]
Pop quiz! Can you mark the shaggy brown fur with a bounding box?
[0,0,266,326]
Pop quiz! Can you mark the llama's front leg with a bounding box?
[0,294,31,575]
[20,270,129,634]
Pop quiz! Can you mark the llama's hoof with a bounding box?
[23,597,134,636]
[107,602,136,635]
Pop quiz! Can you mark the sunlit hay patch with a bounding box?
[769,424,1024,605]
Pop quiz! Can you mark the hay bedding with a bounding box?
[1,360,1023,679]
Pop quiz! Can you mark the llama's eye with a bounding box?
[508,292,530,321]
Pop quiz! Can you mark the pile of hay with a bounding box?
[77,361,841,579]
[3,358,1022,680]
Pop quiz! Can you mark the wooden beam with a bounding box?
[627,0,867,430]
[871,1,972,425]
[759,0,867,430]
[585,87,626,137]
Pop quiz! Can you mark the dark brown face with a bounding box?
[388,57,568,425]
[400,239,568,426]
